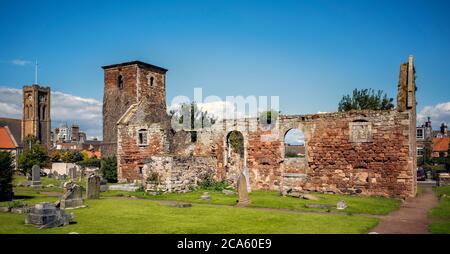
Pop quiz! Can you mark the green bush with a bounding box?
[77,158,101,168]
[0,151,14,201]
[101,156,117,183]
[199,179,229,191]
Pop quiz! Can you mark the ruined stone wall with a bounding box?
[117,122,170,182]
[179,110,416,198]
[143,155,217,193]
[281,111,414,198]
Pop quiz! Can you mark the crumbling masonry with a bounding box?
[103,56,417,198]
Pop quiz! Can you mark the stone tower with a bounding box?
[22,84,51,148]
[102,61,168,157]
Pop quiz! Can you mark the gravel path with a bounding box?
[371,185,438,234]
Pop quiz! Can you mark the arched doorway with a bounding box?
[283,128,307,174]
[224,131,245,187]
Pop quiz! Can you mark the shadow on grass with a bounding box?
[12,195,35,200]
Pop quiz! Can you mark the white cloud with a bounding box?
[417,102,450,127]
[0,86,102,139]
[12,59,31,66]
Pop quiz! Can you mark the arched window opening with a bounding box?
[284,128,305,158]
[117,75,124,89]
[149,76,154,87]
[42,105,46,120]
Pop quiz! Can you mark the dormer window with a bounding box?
[138,129,148,146]
[117,75,124,89]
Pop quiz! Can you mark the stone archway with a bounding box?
[224,130,246,187]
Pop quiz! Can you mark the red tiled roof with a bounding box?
[0,126,18,149]
[432,137,450,152]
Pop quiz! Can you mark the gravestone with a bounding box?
[59,182,84,209]
[100,179,108,192]
[86,174,100,199]
[31,165,42,188]
[237,171,250,207]
[25,202,73,228]
[68,167,77,180]
[336,200,347,210]
[200,192,211,201]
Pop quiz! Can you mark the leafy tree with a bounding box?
[49,150,61,162]
[259,110,280,125]
[0,151,14,201]
[170,102,216,131]
[18,143,48,176]
[338,88,394,112]
[22,134,39,150]
[81,150,90,161]
[60,151,74,163]
[72,151,83,162]
[101,156,117,183]
[228,131,244,156]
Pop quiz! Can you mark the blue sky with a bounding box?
[1,0,450,137]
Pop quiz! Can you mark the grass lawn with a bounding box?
[0,198,378,234]
[0,178,404,233]
[102,189,400,215]
[429,186,450,234]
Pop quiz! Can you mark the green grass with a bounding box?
[0,198,378,234]
[429,186,450,234]
[102,189,400,215]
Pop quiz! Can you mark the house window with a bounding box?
[416,128,424,139]
[138,129,148,146]
[417,147,424,156]
[117,75,124,89]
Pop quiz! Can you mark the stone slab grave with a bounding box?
[163,201,192,208]
[25,202,73,228]
[31,165,42,188]
[57,182,85,209]
[108,183,139,192]
[86,174,101,199]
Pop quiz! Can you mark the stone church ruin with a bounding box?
[102,56,417,198]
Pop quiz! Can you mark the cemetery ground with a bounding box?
[1,175,448,234]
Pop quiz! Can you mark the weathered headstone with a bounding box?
[25,202,73,228]
[200,192,211,201]
[237,171,250,207]
[100,179,108,192]
[68,167,77,180]
[336,200,347,210]
[86,174,101,199]
[31,165,42,188]
[58,182,84,209]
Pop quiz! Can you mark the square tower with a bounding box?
[22,84,51,148]
[102,61,168,157]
